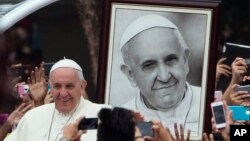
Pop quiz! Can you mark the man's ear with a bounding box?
[184,49,190,74]
[81,80,87,90]
[120,64,137,87]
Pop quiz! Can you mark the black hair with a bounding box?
[97,107,135,141]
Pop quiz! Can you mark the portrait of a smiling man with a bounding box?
[119,14,201,135]
[105,5,211,138]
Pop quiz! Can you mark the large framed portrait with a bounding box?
[98,0,220,140]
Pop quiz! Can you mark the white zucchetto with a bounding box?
[50,58,82,74]
[120,14,178,50]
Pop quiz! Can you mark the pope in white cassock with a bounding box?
[4,59,111,141]
[119,15,201,136]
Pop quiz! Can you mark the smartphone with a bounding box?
[18,84,30,96]
[235,85,250,93]
[228,106,250,120]
[211,101,226,128]
[136,121,154,137]
[78,118,98,130]
[43,62,55,76]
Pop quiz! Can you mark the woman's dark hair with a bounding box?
[97,107,135,141]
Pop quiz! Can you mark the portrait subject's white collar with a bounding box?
[135,82,193,126]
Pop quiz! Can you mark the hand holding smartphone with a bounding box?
[78,118,98,130]
[235,85,250,93]
[18,84,30,96]
[211,101,227,128]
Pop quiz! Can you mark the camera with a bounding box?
[228,106,250,120]
[136,121,154,137]
[18,84,30,96]
[78,118,98,130]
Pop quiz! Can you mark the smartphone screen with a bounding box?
[136,122,154,137]
[211,102,226,128]
[78,118,98,130]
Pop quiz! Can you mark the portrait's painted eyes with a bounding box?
[141,60,156,72]
[165,54,178,65]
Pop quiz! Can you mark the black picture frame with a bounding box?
[98,0,220,140]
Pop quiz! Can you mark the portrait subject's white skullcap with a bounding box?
[50,58,82,74]
[120,14,178,50]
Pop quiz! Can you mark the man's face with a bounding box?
[50,68,86,114]
[125,28,189,110]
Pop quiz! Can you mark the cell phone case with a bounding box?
[228,106,250,120]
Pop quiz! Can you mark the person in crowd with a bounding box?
[119,14,201,135]
[62,107,191,141]
[1,62,55,140]
[4,58,111,141]
[0,103,32,141]
[222,57,250,106]
[200,101,233,141]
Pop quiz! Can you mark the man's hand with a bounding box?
[6,103,33,126]
[173,123,190,141]
[44,91,54,104]
[231,57,247,84]
[200,133,214,141]
[144,120,173,141]
[27,64,48,106]
[216,58,231,80]
[62,116,86,140]
[230,84,250,105]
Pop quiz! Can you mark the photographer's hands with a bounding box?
[62,116,86,141]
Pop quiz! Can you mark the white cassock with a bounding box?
[4,97,111,141]
[123,82,201,136]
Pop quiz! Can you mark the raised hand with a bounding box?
[27,64,48,106]
[231,57,247,84]
[216,58,231,79]
[174,123,190,141]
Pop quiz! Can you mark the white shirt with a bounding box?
[123,83,201,136]
[4,97,111,141]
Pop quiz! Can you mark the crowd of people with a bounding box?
[0,56,249,141]
[1,14,250,141]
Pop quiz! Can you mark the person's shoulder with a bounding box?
[79,99,112,117]
[24,103,54,118]
[83,99,112,109]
